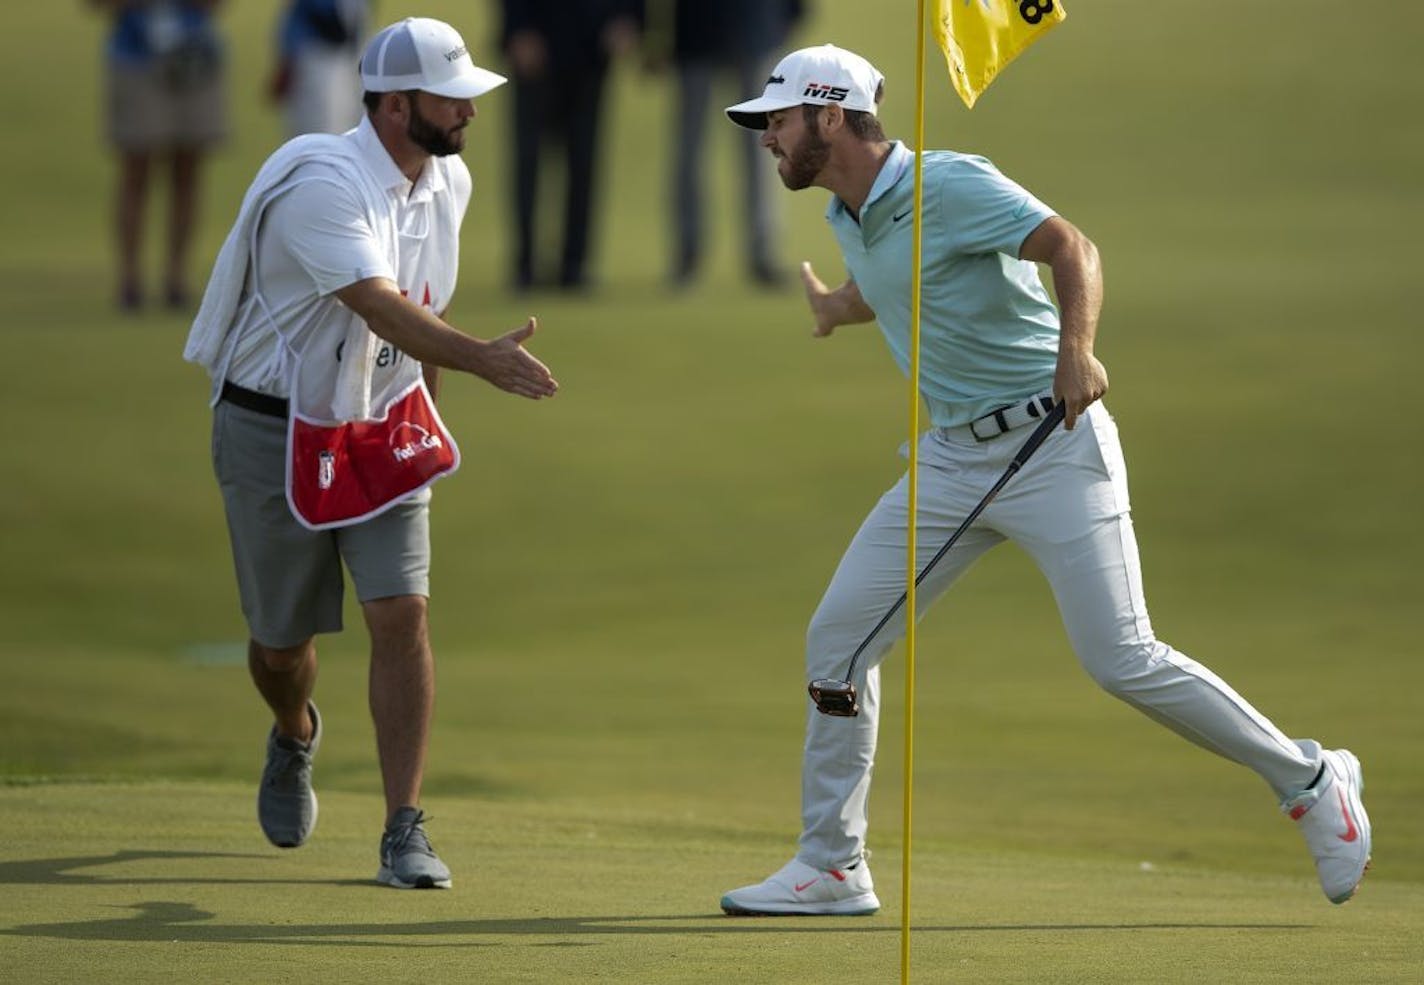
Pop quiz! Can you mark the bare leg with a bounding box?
[248,638,318,743]
[363,594,434,823]
[166,146,203,305]
[116,150,150,308]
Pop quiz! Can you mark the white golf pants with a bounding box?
[798,404,1320,869]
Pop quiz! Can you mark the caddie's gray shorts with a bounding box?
[212,399,431,649]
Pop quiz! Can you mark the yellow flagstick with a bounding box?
[902,1,929,982]
[900,4,1065,978]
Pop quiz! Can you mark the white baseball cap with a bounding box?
[360,17,506,99]
[726,44,884,130]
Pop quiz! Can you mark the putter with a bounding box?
[808,401,1067,716]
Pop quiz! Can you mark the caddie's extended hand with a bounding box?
[1053,348,1108,430]
[478,317,559,399]
[800,262,876,338]
[334,278,559,399]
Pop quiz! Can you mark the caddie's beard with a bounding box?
[780,123,831,190]
[408,101,465,156]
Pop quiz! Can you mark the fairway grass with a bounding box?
[2,782,1420,985]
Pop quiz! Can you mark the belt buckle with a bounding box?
[969,406,1011,443]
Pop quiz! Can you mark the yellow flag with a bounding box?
[934,0,1067,109]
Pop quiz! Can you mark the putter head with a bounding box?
[808,678,859,717]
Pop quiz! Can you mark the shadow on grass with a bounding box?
[0,851,1313,945]
[2,901,1310,945]
[0,850,313,887]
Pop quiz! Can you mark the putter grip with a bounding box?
[1010,401,1067,469]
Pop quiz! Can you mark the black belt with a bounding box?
[220,380,289,419]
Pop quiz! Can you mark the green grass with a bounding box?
[3,1,1423,981]
[2,783,1421,985]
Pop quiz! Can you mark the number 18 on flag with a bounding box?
[934,0,1067,109]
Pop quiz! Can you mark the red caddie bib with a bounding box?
[286,373,459,530]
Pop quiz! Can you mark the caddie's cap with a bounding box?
[726,44,884,130]
[360,17,506,99]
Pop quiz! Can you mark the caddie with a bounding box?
[183,16,558,889]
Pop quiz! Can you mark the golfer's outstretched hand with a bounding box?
[480,318,559,399]
[801,261,839,337]
[801,261,876,338]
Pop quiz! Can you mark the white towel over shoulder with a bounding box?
[183,134,396,421]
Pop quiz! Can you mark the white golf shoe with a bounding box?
[721,857,880,916]
[1281,743,1371,904]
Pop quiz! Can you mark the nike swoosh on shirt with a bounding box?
[891,208,913,222]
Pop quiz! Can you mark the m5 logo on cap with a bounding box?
[803,83,849,101]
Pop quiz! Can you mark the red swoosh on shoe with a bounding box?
[794,879,819,892]
[1336,789,1359,843]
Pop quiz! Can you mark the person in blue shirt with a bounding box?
[716,44,1371,916]
[268,0,371,137]
[91,1,226,311]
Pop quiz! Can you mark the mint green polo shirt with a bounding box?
[827,142,1060,428]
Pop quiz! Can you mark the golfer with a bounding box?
[184,17,557,889]
[718,44,1369,915]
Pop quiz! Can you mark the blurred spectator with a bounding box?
[91,0,227,312]
[498,0,643,292]
[269,0,372,137]
[662,0,804,288]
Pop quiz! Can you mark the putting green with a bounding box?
[3,1,1422,981]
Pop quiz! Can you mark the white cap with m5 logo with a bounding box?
[360,17,507,99]
[726,44,884,130]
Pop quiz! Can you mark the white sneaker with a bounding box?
[1281,744,1371,904]
[721,857,880,916]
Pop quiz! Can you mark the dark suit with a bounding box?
[500,0,642,290]
[669,0,803,285]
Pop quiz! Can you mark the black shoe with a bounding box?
[118,283,143,312]
[164,284,192,311]
[751,261,788,288]
[670,251,699,289]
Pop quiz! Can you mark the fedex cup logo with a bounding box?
[390,421,443,463]
[318,450,335,490]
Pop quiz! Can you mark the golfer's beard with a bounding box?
[780,129,830,190]
[408,107,463,157]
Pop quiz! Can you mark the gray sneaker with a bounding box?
[257,702,321,849]
[377,807,452,889]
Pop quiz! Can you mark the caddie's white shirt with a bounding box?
[223,115,472,415]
